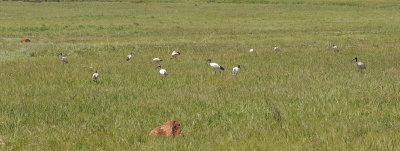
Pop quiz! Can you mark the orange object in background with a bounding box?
[20,38,31,43]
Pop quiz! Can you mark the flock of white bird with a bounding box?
[58,45,366,82]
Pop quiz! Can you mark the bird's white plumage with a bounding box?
[357,62,366,69]
[92,72,99,81]
[249,49,254,53]
[153,58,162,62]
[274,46,280,52]
[126,54,132,61]
[210,63,222,70]
[233,67,239,75]
[171,51,180,58]
[61,57,68,63]
[332,45,339,52]
[207,59,224,72]
[159,69,167,76]
[60,53,68,63]
[353,57,366,70]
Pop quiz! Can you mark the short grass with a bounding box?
[1,1,400,150]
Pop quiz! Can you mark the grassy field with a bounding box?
[1,1,400,150]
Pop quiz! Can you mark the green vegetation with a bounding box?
[1,1,400,150]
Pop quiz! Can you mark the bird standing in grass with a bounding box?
[274,46,280,52]
[233,65,240,75]
[92,70,99,82]
[59,53,68,64]
[158,65,168,77]
[171,51,180,59]
[332,45,339,52]
[126,52,133,61]
[249,49,254,53]
[153,58,163,63]
[352,57,366,70]
[207,59,224,74]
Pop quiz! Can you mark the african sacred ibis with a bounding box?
[352,57,366,70]
[59,53,68,64]
[171,51,180,59]
[158,65,168,77]
[249,49,254,53]
[274,46,280,52]
[153,58,163,63]
[126,52,133,61]
[92,70,99,82]
[332,45,339,52]
[207,59,224,74]
[233,65,240,75]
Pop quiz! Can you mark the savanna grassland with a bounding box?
[1,1,400,150]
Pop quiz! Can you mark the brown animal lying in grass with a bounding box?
[149,120,182,137]
[0,138,5,146]
[20,38,31,43]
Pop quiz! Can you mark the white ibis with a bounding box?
[332,45,339,52]
[59,53,68,64]
[153,58,163,63]
[171,51,180,59]
[158,65,168,77]
[249,49,254,53]
[92,70,99,82]
[352,57,366,70]
[126,52,133,61]
[274,46,280,52]
[207,59,224,74]
[233,65,240,75]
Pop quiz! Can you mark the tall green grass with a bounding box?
[1,1,400,150]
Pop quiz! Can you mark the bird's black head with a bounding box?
[352,57,358,62]
[95,70,97,73]
[332,45,336,46]
[238,65,240,68]
[207,59,211,62]
[59,53,63,55]
[177,52,180,54]
[157,65,162,69]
